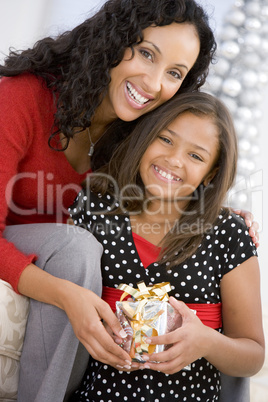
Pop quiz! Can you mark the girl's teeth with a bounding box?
[127,82,149,105]
[154,166,181,181]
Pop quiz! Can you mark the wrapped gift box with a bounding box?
[115,282,182,363]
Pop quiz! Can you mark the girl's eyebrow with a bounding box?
[166,128,211,156]
[142,40,189,72]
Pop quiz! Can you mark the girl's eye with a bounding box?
[159,136,172,145]
[139,49,153,61]
[190,153,203,162]
[168,70,182,80]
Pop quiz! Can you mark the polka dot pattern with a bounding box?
[69,190,257,401]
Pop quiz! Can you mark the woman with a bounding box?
[69,91,264,401]
[0,0,256,400]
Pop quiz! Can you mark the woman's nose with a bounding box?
[143,68,163,94]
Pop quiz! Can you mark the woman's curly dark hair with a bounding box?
[0,0,216,143]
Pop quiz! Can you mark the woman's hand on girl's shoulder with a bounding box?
[232,209,260,247]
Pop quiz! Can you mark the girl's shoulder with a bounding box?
[70,188,118,217]
[196,209,257,277]
[214,208,248,233]
[205,209,257,255]
[213,209,250,237]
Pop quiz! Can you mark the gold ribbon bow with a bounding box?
[118,281,171,302]
[117,281,171,356]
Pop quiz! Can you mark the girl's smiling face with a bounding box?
[139,111,220,206]
[101,23,200,122]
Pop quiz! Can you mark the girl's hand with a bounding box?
[61,282,133,369]
[114,362,141,372]
[140,297,211,374]
[233,209,259,247]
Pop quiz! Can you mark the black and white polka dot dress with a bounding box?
[69,190,257,402]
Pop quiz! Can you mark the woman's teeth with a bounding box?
[154,165,181,181]
[127,82,149,105]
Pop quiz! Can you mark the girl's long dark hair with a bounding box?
[0,0,216,145]
[89,92,238,266]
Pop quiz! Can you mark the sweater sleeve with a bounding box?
[0,75,45,292]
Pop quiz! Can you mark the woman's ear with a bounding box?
[203,167,219,187]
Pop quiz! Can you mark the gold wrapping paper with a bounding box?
[115,282,182,362]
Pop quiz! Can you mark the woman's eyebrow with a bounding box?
[143,40,161,54]
[142,40,189,72]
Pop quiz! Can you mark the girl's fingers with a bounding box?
[142,359,188,375]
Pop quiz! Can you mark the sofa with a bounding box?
[0,280,29,401]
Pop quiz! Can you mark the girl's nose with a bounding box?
[165,152,184,169]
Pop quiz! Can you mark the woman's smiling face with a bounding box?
[102,22,200,122]
[139,111,220,205]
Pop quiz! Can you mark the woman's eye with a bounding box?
[139,49,153,61]
[159,136,172,145]
[168,71,182,80]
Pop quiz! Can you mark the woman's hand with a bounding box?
[60,281,133,369]
[233,209,260,247]
[18,264,134,369]
[102,320,141,372]
[140,297,211,374]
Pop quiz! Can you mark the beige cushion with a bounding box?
[0,280,29,400]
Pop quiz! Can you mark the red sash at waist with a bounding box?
[185,302,222,328]
[102,286,222,329]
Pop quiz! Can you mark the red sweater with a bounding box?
[0,74,88,292]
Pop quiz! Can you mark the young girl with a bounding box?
[69,92,264,401]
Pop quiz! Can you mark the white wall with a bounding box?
[198,0,268,310]
[0,0,50,59]
[1,0,267,308]
[0,0,105,59]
